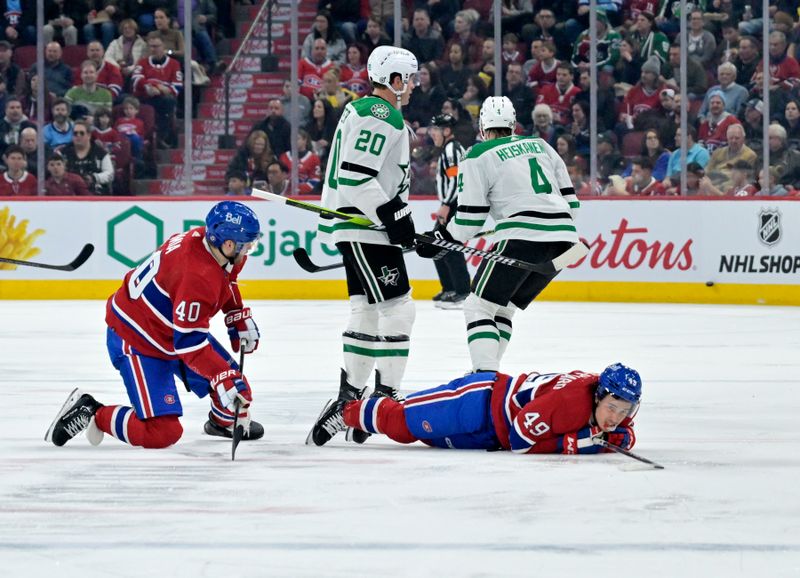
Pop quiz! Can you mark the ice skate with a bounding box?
[347,371,404,444]
[204,413,264,440]
[45,388,103,447]
[307,399,348,446]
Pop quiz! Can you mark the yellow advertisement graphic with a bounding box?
[0,206,45,271]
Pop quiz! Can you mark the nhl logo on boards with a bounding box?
[758,209,781,246]
[371,103,390,119]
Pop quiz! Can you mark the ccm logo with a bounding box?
[225,309,251,324]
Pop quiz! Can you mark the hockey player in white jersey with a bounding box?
[310,45,419,446]
[418,96,581,372]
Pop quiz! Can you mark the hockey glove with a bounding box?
[560,426,605,455]
[415,225,457,260]
[603,425,635,451]
[210,369,252,411]
[376,196,416,249]
[225,307,260,353]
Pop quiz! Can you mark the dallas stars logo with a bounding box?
[377,266,400,286]
[371,103,390,119]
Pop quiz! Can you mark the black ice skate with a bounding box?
[308,369,361,446]
[204,413,265,440]
[45,388,103,447]
[347,371,404,445]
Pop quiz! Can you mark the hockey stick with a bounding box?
[251,189,588,274]
[292,229,498,273]
[597,439,664,470]
[0,243,94,271]
[231,348,246,461]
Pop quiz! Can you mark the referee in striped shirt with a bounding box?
[430,113,470,309]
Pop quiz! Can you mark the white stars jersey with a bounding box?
[318,96,411,246]
[447,135,580,244]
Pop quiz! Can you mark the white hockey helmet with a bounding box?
[479,96,517,139]
[367,45,418,96]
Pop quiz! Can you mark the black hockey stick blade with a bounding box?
[231,350,246,461]
[292,246,415,273]
[597,439,664,469]
[0,243,95,271]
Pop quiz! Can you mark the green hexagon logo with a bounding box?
[107,206,164,267]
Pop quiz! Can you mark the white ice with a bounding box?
[1,299,799,577]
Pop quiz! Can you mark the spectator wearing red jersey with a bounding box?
[535,62,579,128]
[279,129,321,195]
[752,31,800,95]
[91,107,123,159]
[526,39,558,94]
[697,91,741,152]
[86,41,123,99]
[132,34,183,148]
[298,38,335,101]
[44,154,90,196]
[501,32,525,68]
[725,161,758,197]
[115,96,144,159]
[339,45,370,98]
[0,145,37,196]
[618,55,663,132]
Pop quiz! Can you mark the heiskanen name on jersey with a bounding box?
[318,96,411,246]
[448,134,580,244]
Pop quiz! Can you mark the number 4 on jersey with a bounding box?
[527,158,552,194]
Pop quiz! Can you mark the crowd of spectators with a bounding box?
[250,0,800,198]
[0,0,234,196]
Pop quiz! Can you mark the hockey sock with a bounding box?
[342,295,379,388]
[343,397,417,444]
[375,292,415,388]
[464,293,501,371]
[495,304,516,362]
[94,405,183,449]
[209,390,247,428]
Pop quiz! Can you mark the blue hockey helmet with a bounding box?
[205,201,262,255]
[596,363,642,415]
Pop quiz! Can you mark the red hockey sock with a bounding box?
[343,398,418,444]
[95,405,183,449]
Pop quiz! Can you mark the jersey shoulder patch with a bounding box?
[351,96,404,130]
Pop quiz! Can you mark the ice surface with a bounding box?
[1,299,799,577]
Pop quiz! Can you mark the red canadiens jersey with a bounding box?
[698,114,741,152]
[0,171,37,196]
[339,64,370,97]
[106,227,245,380]
[535,84,581,125]
[298,57,335,100]
[132,56,183,98]
[279,150,321,194]
[490,370,634,454]
[527,59,559,89]
[622,84,662,119]
[96,60,124,97]
[115,116,145,138]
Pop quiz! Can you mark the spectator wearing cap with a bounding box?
[698,90,741,152]
[631,11,669,68]
[662,44,708,99]
[44,153,90,196]
[756,167,790,197]
[428,111,470,306]
[779,99,800,142]
[618,55,664,132]
[0,41,24,103]
[765,123,800,190]
[402,8,444,65]
[0,144,36,196]
[535,62,579,128]
[751,31,800,95]
[225,170,251,196]
[665,126,709,183]
[698,63,749,119]
[531,104,557,144]
[571,10,621,74]
[742,98,764,145]
[705,124,756,190]
[734,36,760,88]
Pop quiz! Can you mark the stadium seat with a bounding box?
[12,45,36,70]
[62,45,87,68]
[622,131,645,158]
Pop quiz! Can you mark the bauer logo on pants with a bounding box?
[758,209,781,246]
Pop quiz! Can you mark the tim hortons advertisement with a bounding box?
[0,199,797,287]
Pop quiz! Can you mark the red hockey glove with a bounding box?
[603,425,635,451]
[225,307,260,353]
[210,369,252,411]
[560,426,605,455]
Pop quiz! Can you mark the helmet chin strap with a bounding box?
[387,83,405,109]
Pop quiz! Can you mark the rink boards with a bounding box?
[0,197,798,305]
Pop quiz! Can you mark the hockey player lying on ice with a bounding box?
[309,363,641,455]
[45,201,264,449]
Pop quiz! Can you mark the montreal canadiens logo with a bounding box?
[164,394,176,405]
[422,420,433,433]
[758,209,781,246]
[371,103,390,119]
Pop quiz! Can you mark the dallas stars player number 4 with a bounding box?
[310,46,419,446]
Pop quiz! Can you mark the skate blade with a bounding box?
[44,387,83,443]
[305,399,333,446]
